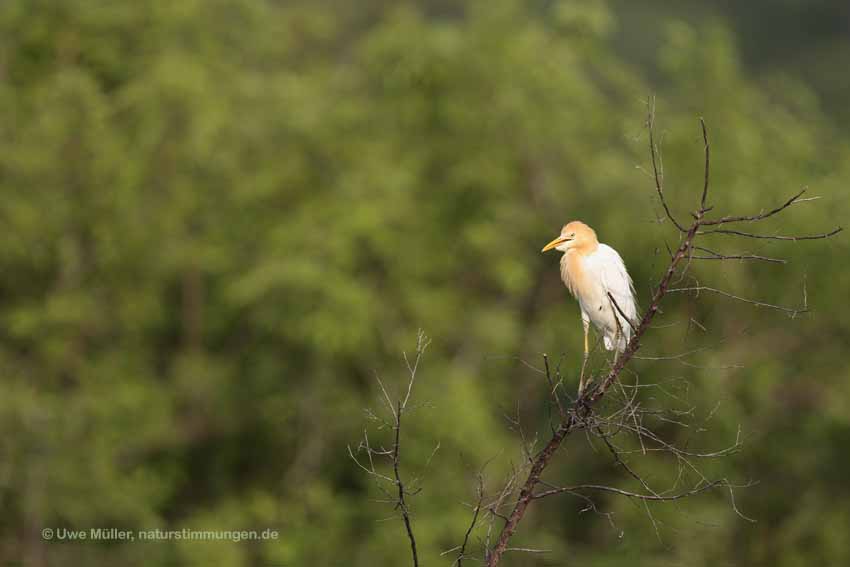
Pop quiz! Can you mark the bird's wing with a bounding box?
[589,244,638,327]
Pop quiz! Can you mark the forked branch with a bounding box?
[349,331,431,567]
[484,103,841,566]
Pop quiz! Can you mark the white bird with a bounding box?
[541,220,637,393]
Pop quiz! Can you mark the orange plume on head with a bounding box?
[560,221,599,255]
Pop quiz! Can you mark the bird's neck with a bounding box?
[568,240,598,256]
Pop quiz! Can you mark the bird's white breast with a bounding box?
[560,251,608,315]
[560,244,637,350]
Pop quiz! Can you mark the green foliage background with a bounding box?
[0,1,848,565]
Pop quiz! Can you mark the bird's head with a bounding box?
[541,221,598,253]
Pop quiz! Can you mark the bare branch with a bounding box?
[597,428,654,491]
[487,113,784,565]
[648,97,687,232]
[691,245,786,264]
[667,286,805,316]
[485,417,575,565]
[402,330,431,410]
[504,547,551,554]
[392,401,419,567]
[357,110,840,566]
[532,479,732,502]
[700,187,809,226]
[699,117,710,210]
[698,226,843,240]
[451,473,485,567]
[543,353,567,422]
[607,292,639,334]
[375,373,397,422]
[586,219,704,405]
[353,334,433,567]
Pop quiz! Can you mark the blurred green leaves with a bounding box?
[0,0,847,566]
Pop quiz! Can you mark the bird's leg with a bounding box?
[579,319,590,396]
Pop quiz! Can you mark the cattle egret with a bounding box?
[541,221,637,393]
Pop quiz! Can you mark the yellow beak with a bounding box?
[541,235,568,252]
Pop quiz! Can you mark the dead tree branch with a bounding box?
[697,227,842,240]
[393,400,418,567]
[531,479,738,501]
[691,245,787,264]
[356,103,841,565]
[648,96,688,233]
[699,187,808,226]
[349,331,431,567]
[443,472,486,567]
[483,102,842,566]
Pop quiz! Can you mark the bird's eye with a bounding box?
[570,233,576,238]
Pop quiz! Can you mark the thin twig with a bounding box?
[608,292,638,334]
[648,97,687,232]
[667,286,805,315]
[698,227,843,240]
[699,117,710,211]
[699,188,808,226]
[532,480,729,501]
[453,473,485,567]
[543,353,567,422]
[691,245,786,264]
